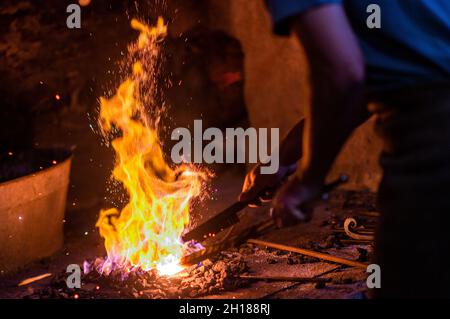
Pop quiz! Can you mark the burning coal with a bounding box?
[96,18,207,276]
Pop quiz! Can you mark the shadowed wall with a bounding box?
[208,0,382,191]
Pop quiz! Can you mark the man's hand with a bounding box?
[239,119,305,207]
[239,163,296,207]
[270,176,322,228]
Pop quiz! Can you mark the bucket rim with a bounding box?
[0,147,73,187]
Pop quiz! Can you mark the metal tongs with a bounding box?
[182,174,349,243]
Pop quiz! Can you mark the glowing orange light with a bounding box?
[79,0,91,6]
[96,18,207,276]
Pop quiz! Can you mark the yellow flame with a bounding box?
[96,18,205,276]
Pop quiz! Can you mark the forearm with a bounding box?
[291,5,369,186]
[300,71,368,186]
[278,119,304,167]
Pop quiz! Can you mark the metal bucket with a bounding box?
[0,148,72,274]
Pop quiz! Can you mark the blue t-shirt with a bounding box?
[266,0,450,93]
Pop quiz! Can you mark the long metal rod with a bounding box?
[247,239,368,269]
[18,273,52,286]
[260,266,341,299]
[239,275,330,283]
[332,228,375,235]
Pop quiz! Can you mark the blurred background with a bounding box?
[0,0,381,213]
[2,0,386,236]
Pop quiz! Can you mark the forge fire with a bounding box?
[95,17,207,277]
[1,0,450,309]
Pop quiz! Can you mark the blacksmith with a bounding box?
[240,0,450,298]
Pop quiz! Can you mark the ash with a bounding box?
[28,251,249,299]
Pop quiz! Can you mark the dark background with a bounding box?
[0,0,248,213]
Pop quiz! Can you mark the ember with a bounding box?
[96,18,208,277]
[24,251,249,299]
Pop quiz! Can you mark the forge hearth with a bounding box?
[25,251,249,299]
[1,0,386,301]
[6,187,376,300]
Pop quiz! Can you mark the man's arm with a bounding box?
[278,119,304,167]
[271,4,369,225]
[295,4,367,185]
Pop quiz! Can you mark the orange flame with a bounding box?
[96,18,205,276]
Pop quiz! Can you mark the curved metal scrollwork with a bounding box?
[343,218,374,241]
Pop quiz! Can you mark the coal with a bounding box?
[25,251,249,299]
[322,235,343,249]
[286,257,299,265]
[0,148,71,183]
[332,277,354,285]
[315,281,326,289]
[356,247,369,262]
[178,251,249,296]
